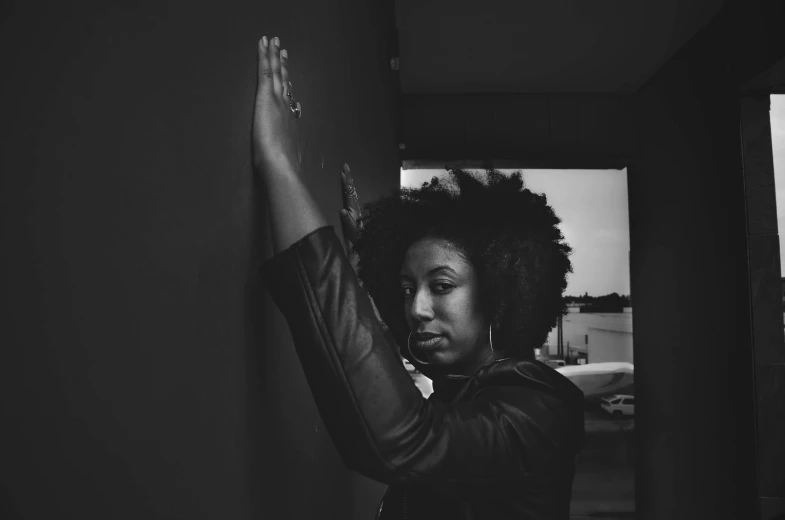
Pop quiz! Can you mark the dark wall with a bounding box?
[401,93,634,169]
[631,1,785,518]
[629,14,758,520]
[741,95,785,520]
[0,1,398,519]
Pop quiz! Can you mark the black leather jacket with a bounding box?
[262,226,585,520]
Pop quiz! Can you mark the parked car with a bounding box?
[600,394,635,418]
[556,362,634,401]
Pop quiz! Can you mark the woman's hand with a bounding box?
[338,163,391,333]
[252,36,302,176]
[339,163,364,255]
[252,36,326,253]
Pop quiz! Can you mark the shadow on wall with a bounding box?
[0,485,21,520]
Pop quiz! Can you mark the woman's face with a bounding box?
[399,237,493,374]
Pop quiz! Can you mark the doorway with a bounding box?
[400,166,636,519]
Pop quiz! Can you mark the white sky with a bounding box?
[771,95,785,275]
[400,168,631,297]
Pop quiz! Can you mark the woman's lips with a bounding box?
[413,335,444,350]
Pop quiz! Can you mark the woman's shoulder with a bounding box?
[468,358,584,404]
[468,360,585,430]
[469,377,585,456]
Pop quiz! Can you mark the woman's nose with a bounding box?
[410,289,434,320]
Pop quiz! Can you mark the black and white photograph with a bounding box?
[1,2,784,520]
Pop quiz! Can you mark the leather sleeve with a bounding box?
[261,226,572,495]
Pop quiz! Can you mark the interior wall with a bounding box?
[401,93,634,169]
[740,95,785,520]
[629,1,785,517]
[0,1,399,519]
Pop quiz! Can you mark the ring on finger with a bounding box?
[290,101,302,119]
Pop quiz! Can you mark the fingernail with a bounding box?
[273,37,280,47]
[262,36,268,47]
[281,49,288,59]
[343,163,350,173]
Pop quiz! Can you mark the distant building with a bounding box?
[545,311,633,364]
[588,321,634,364]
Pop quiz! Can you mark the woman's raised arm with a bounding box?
[251,38,580,497]
[252,36,327,254]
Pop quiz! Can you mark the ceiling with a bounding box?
[395,0,725,94]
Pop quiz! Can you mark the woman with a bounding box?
[253,36,585,520]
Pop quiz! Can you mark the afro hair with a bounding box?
[353,169,573,360]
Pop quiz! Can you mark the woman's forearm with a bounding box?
[259,165,329,254]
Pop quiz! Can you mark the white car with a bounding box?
[600,394,635,418]
[556,362,634,400]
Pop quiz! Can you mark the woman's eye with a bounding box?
[432,283,454,293]
[401,287,414,297]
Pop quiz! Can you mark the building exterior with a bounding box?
[545,308,633,364]
[588,326,634,364]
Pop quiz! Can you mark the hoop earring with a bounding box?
[406,333,432,365]
[489,324,496,360]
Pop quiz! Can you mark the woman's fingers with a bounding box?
[340,163,363,250]
[268,37,284,96]
[340,209,360,247]
[280,49,290,100]
[341,163,363,224]
[257,36,273,97]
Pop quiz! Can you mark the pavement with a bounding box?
[570,415,636,519]
[585,416,634,433]
[570,510,636,520]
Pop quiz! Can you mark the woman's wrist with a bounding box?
[263,170,329,254]
[253,155,301,180]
